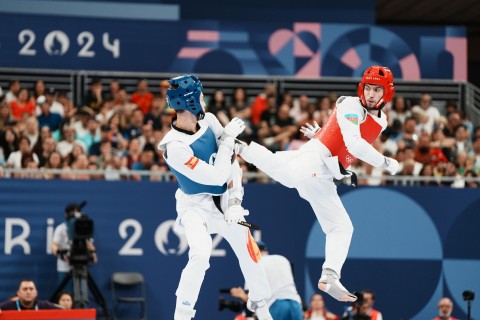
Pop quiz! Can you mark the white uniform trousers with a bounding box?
[175,205,271,311]
[241,141,353,277]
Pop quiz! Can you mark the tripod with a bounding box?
[50,263,110,319]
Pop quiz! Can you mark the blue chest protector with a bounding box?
[168,127,228,195]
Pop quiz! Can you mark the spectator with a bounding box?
[82,78,105,112]
[387,95,411,126]
[229,87,251,121]
[5,80,21,103]
[144,96,164,131]
[43,88,65,117]
[89,124,117,156]
[112,86,137,118]
[230,241,303,320]
[56,125,87,159]
[207,89,229,125]
[130,79,154,115]
[120,138,142,170]
[464,170,479,188]
[433,297,458,320]
[56,291,73,310]
[43,151,63,179]
[10,88,36,121]
[37,96,62,133]
[304,293,339,320]
[23,116,40,149]
[6,136,39,169]
[411,93,441,134]
[32,79,46,100]
[106,79,120,102]
[0,279,61,310]
[258,102,297,151]
[0,102,13,132]
[0,127,19,161]
[251,83,276,127]
[122,109,144,140]
[452,124,473,158]
[362,290,382,320]
[289,94,310,124]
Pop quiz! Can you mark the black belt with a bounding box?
[338,162,358,187]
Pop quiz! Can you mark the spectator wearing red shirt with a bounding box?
[130,79,154,115]
[10,88,35,121]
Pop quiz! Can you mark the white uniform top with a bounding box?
[260,254,302,307]
[334,96,387,168]
[158,113,235,194]
[52,222,70,272]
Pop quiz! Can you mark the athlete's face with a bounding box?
[200,93,206,111]
[363,84,384,108]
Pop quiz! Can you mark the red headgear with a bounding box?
[357,66,395,110]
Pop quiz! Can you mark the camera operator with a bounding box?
[51,203,97,289]
[228,241,303,320]
[342,292,370,320]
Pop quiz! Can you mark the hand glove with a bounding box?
[224,204,249,225]
[300,121,320,139]
[382,156,399,175]
[223,117,246,139]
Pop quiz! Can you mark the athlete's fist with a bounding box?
[382,157,399,175]
[223,117,246,139]
[224,205,249,225]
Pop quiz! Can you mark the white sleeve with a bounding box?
[203,112,225,140]
[228,159,244,201]
[165,139,234,186]
[336,99,385,167]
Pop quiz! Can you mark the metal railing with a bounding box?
[2,168,479,187]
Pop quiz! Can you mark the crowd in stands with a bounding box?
[0,77,479,187]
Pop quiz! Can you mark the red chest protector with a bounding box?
[314,107,383,168]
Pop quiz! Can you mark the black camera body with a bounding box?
[463,290,475,301]
[218,288,252,316]
[65,202,95,266]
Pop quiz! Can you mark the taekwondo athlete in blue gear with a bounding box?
[157,75,272,320]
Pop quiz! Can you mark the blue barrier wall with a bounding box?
[0,180,479,319]
[0,13,466,80]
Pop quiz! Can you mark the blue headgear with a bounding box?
[167,75,205,120]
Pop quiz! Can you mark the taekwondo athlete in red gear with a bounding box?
[157,75,272,320]
[237,66,399,303]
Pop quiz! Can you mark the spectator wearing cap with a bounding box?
[130,79,154,115]
[44,87,65,118]
[82,78,105,112]
[10,88,35,121]
[89,124,118,156]
[37,95,62,132]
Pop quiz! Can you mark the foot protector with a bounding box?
[318,270,357,302]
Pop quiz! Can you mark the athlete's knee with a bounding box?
[189,248,211,271]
